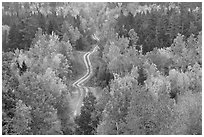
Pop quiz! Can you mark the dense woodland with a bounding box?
[2,2,202,135]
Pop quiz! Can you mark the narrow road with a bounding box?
[72,34,99,116]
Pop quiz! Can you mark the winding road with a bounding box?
[72,34,99,116]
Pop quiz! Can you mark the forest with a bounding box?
[2,2,202,135]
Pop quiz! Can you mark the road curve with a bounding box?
[72,35,99,116]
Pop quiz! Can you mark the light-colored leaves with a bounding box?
[107,43,120,62]
[12,100,32,135]
[169,91,202,135]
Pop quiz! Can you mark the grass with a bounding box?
[84,48,104,99]
[68,50,87,116]
[71,43,96,82]
[68,46,103,116]
[70,50,87,85]
[84,47,99,87]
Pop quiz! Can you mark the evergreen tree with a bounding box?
[74,92,98,135]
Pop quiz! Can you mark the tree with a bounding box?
[115,36,129,54]
[166,91,202,135]
[74,92,98,135]
[61,21,81,46]
[108,55,132,76]
[12,100,32,135]
[2,52,18,135]
[16,71,63,135]
[5,30,74,135]
[95,87,111,122]
[123,74,175,135]
[2,2,202,135]
[2,25,10,51]
[2,85,16,135]
[97,74,137,135]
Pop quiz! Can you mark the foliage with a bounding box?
[170,32,202,71]
[2,2,202,135]
[74,92,98,135]
[12,100,32,135]
[2,52,18,135]
[113,2,202,53]
[61,21,81,46]
[97,73,137,134]
[2,29,75,134]
[167,91,202,135]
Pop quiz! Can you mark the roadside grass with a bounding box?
[84,48,99,87]
[70,50,87,85]
[70,43,96,85]
[68,45,102,116]
[68,50,86,116]
[84,48,104,98]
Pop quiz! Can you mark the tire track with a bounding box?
[72,34,99,116]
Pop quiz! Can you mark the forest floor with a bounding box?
[70,46,102,116]
[70,50,87,84]
[69,50,87,116]
[84,49,103,99]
